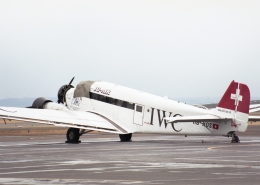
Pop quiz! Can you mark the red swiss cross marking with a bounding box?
[213,124,219,130]
[230,87,243,107]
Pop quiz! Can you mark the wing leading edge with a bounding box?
[0,107,129,134]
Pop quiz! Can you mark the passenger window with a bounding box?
[90,93,135,110]
[113,99,118,105]
[117,100,123,106]
[122,101,127,108]
[106,97,114,104]
[136,105,142,112]
[99,95,106,102]
[127,103,134,109]
[91,93,98,100]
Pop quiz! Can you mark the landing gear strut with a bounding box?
[66,128,81,143]
[119,133,132,142]
[229,132,240,143]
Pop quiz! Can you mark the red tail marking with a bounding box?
[217,81,250,114]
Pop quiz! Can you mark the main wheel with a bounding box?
[119,133,132,142]
[66,128,80,143]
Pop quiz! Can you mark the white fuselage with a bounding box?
[65,81,238,136]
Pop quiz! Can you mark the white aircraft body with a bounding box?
[0,78,260,143]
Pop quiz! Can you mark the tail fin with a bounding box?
[215,81,250,132]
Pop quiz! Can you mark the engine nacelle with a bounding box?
[30,97,52,109]
[29,97,69,111]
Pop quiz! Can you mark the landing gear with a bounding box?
[228,132,240,143]
[66,128,81,143]
[119,133,132,142]
[232,134,240,143]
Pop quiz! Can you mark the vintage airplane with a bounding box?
[0,78,260,143]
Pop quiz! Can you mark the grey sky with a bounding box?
[0,0,260,101]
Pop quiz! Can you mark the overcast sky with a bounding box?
[0,0,260,101]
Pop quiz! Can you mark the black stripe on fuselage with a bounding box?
[89,92,134,110]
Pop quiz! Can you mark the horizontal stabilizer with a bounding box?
[248,116,260,122]
[164,114,232,124]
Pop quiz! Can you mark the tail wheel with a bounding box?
[119,133,132,142]
[232,135,240,143]
[231,134,240,143]
[66,128,80,143]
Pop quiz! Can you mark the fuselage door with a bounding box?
[133,104,144,126]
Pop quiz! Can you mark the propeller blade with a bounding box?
[69,77,75,86]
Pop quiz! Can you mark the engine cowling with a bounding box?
[30,97,52,109]
[28,97,69,111]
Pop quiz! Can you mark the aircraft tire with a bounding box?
[119,133,132,142]
[234,135,240,143]
[66,128,80,143]
[231,135,240,143]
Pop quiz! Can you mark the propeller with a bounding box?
[57,77,75,104]
[68,77,75,86]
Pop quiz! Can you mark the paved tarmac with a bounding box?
[0,126,260,185]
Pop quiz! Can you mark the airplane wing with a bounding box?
[164,114,232,124]
[249,104,260,113]
[0,107,129,134]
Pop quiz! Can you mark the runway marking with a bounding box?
[152,176,246,182]
[0,160,36,163]
[0,178,149,185]
[0,176,245,185]
[0,161,123,170]
[206,143,260,150]
[0,160,255,176]
[175,157,260,163]
[0,169,79,175]
[213,172,260,175]
[0,164,66,170]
